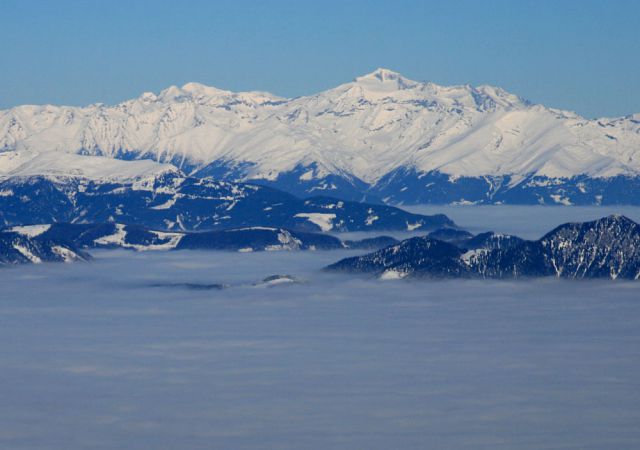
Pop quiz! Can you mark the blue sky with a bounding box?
[1,0,638,118]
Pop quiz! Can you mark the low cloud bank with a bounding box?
[1,249,639,449]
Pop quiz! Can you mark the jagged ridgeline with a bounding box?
[2,69,640,205]
[326,215,640,280]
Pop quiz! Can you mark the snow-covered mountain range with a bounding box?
[2,68,640,204]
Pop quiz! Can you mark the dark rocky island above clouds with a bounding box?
[3,215,640,282]
[326,215,640,280]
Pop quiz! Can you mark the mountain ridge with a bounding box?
[0,222,400,259]
[326,215,640,280]
[2,68,640,204]
[0,173,454,232]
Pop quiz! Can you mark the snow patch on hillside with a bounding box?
[294,213,336,231]
[9,224,51,237]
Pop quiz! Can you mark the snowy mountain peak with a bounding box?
[139,92,158,102]
[354,68,419,90]
[152,82,285,106]
[358,68,405,82]
[157,85,186,100]
[156,83,226,102]
[181,81,224,94]
[473,84,530,110]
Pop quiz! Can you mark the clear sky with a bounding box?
[1,0,638,118]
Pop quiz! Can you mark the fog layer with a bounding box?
[1,247,639,449]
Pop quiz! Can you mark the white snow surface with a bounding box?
[12,244,42,263]
[93,224,128,247]
[51,246,81,262]
[461,248,487,265]
[294,213,336,231]
[8,224,51,237]
[380,269,408,280]
[93,224,183,251]
[0,150,177,181]
[2,68,640,183]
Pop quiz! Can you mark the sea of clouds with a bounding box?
[1,206,640,449]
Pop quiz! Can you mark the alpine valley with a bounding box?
[2,68,640,206]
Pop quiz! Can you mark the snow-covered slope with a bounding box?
[2,68,640,204]
[0,150,179,181]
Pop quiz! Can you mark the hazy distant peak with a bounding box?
[357,68,406,82]
[181,82,230,96]
[354,68,419,90]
